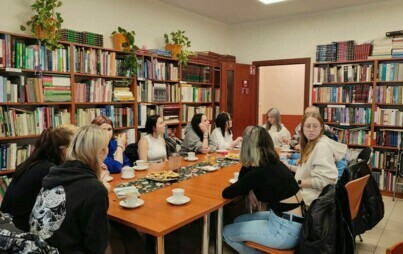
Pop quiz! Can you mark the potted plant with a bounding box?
[111,27,139,77]
[164,30,192,65]
[20,0,64,51]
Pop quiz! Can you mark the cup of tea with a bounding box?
[121,166,134,179]
[172,188,185,201]
[187,152,196,159]
[125,190,139,206]
[135,160,147,167]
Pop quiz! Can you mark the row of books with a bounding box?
[372,170,402,193]
[374,130,403,148]
[0,143,32,171]
[316,41,358,62]
[74,79,113,103]
[137,81,180,103]
[0,35,70,72]
[391,37,403,58]
[181,84,212,103]
[369,37,392,59]
[42,76,71,102]
[375,85,403,104]
[312,64,374,84]
[181,105,213,122]
[137,104,181,127]
[0,107,70,137]
[137,59,179,81]
[374,107,403,126]
[76,106,133,128]
[181,65,211,83]
[0,175,11,204]
[372,150,399,170]
[378,62,403,81]
[332,127,371,146]
[319,106,372,125]
[0,76,23,102]
[214,88,220,103]
[312,84,371,103]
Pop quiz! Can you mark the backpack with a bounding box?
[298,184,354,254]
[124,143,139,165]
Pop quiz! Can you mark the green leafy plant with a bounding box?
[164,30,192,65]
[20,0,64,51]
[112,27,139,77]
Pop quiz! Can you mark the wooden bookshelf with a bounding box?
[312,58,403,197]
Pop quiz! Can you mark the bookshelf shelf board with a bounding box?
[346,144,370,148]
[0,169,15,175]
[313,102,372,106]
[73,73,134,79]
[376,81,403,84]
[165,122,180,126]
[315,81,374,86]
[372,145,402,150]
[114,126,135,131]
[22,69,72,75]
[148,79,179,83]
[138,102,180,105]
[314,59,375,65]
[380,190,403,198]
[324,122,370,127]
[374,125,403,129]
[70,42,125,53]
[181,102,212,105]
[372,167,398,172]
[181,81,213,86]
[0,102,71,106]
[188,61,214,67]
[376,103,403,107]
[0,135,39,140]
[74,102,134,105]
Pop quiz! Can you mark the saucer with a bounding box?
[105,176,114,182]
[216,149,229,153]
[185,157,198,161]
[281,148,294,153]
[121,174,135,179]
[119,199,144,208]
[133,165,149,171]
[200,166,219,172]
[229,178,238,184]
[166,196,190,205]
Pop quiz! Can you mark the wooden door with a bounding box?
[220,62,258,137]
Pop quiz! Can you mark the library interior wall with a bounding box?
[0,0,230,54]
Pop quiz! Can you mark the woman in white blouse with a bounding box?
[138,115,167,163]
[210,112,242,150]
[264,108,291,148]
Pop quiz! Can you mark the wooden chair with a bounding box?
[244,241,295,254]
[386,241,403,254]
[345,174,370,220]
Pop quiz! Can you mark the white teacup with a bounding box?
[135,160,147,168]
[233,172,239,181]
[172,188,185,201]
[121,166,134,179]
[187,152,196,159]
[125,191,138,206]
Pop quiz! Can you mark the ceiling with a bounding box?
[160,0,386,25]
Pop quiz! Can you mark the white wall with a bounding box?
[0,0,230,53]
[229,0,403,64]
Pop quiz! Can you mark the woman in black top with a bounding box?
[222,126,303,253]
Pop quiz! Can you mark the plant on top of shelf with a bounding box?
[20,0,64,51]
[112,27,139,77]
[164,30,192,65]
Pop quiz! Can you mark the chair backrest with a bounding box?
[357,147,372,164]
[387,241,403,254]
[345,174,370,220]
[398,152,403,178]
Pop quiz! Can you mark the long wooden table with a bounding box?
[107,152,241,254]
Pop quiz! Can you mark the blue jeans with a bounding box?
[223,210,302,254]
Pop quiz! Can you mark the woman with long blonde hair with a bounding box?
[264,108,291,148]
[294,112,347,206]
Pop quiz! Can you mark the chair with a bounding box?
[386,241,403,254]
[244,241,295,254]
[345,174,370,243]
[357,147,372,164]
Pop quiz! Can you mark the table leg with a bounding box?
[216,207,223,254]
[156,236,164,254]
[202,214,210,254]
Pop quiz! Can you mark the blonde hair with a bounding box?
[304,106,320,114]
[65,125,109,178]
[299,112,325,164]
[265,108,282,131]
[56,124,79,134]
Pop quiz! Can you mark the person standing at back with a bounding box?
[30,125,110,254]
[1,125,76,232]
[264,108,291,148]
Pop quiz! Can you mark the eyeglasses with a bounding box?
[303,124,321,130]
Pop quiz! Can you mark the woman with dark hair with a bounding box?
[1,125,76,232]
[222,125,303,253]
[210,112,242,150]
[265,108,291,148]
[92,115,131,173]
[180,113,212,154]
[138,114,167,163]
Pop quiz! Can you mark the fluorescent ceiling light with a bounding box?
[258,0,287,4]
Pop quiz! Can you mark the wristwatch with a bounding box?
[297,180,302,185]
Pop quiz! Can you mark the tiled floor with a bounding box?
[223,196,403,254]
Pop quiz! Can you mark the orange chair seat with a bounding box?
[245,241,296,254]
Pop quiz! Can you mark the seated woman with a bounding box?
[264,108,291,148]
[138,114,167,163]
[30,125,110,254]
[291,112,347,206]
[92,115,131,173]
[1,125,76,232]
[222,126,303,253]
[181,113,213,154]
[210,112,242,150]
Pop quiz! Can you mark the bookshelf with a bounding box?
[312,59,403,198]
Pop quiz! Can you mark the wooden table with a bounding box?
[107,152,241,254]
